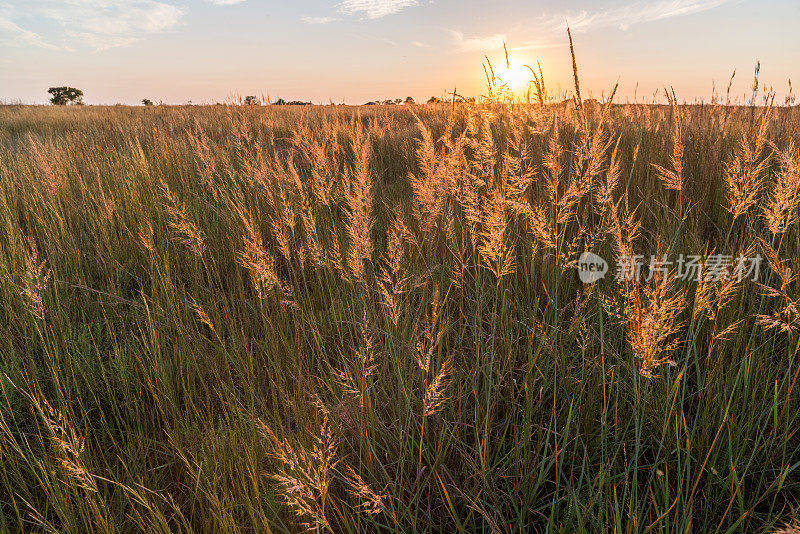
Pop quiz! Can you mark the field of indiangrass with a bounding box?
[0,97,799,532]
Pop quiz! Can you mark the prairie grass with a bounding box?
[0,80,799,532]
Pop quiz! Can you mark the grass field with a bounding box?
[1,84,800,532]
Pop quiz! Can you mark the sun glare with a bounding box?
[496,62,531,91]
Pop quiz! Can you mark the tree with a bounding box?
[427,96,442,104]
[243,95,259,105]
[274,98,287,106]
[48,87,84,106]
[404,96,415,105]
[142,99,154,106]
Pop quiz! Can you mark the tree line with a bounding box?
[47,87,456,106]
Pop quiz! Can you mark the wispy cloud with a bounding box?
[338,0,419,19]
[302,16,340,25]
[208,0,246,4]
[66,32,137,51]
[0,14,59,50]
[544,0,732,32]
[2,0,185,51]
[449,30,507,52]
[448,0,731,54]
[509,40,565,52]
[449,30,562,54]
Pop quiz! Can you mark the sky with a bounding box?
[0,0,798,105]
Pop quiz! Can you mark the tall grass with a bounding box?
[0,79,799,532]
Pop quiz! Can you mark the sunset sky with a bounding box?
[1,0,797,105]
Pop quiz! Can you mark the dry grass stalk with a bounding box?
[423,354,453,417]
[346,128,374,281]
[409,117,445,234]
[725,106,773,219]
[652,92,684,197]
[764,141,800,235]
[237,213,284,300]
[756,239,799,335]
[335,312,376,406]
[594,137,621,211]
[377,216,409,326]
[415,287,443,375]
[27,135,62,195]
[9,378,99,493]
[479,188,516,279]
[342,464,386,516]
[772,521,800,534]
[258,418,338,532]
[693,253,743,323]
[159,180,206,257]
[623,276,686,377]
[609,200,642,262]
[21,238,50,321]
[187,127,220,200]
[138,221,154,253]
[188,295,216,335]
[567,26,583,120]
[269,188,297,264]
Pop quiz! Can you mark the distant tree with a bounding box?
[142,99,154,106]
[274,98,287,106]
[394,98,402,105]
[48,86,83,106]
[427,96,442,104]
[404,96,415,105]
[244,95,259,105]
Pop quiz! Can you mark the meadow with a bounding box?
[1,75,799,532]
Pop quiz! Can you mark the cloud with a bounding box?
[447,0,731,54]
[509,40,564,52]
[207,0,246,5]
[448,30,562,54]
[449,30,507,52]
[543,0,732,32]
[66,31,137,51]
[3,0,184,51]
[302,16,340,24]
[337,0,419,19]
[0,14,59,49]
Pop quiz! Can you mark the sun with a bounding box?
[496,62,531,91]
